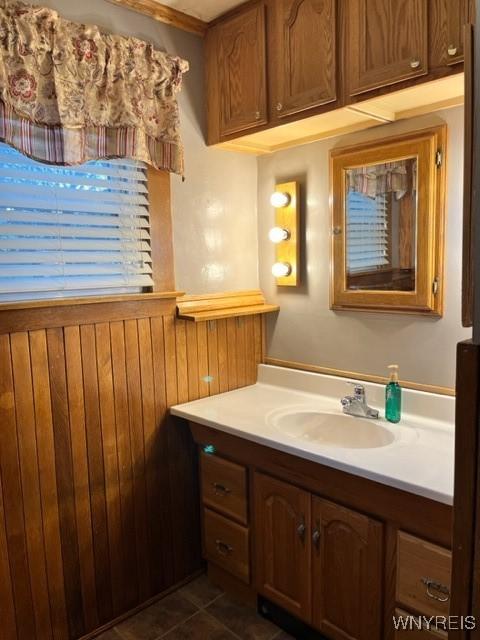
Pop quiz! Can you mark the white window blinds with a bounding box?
[346,190,389,274]
[0,143,153,302]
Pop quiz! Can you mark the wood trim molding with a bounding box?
[106,0,207,35]
[177,290,279,322]
[0,295,180,335]
[148,168,176,292]
[264,357,456,397]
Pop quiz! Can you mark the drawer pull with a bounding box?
[448,44,458,57]
[421,577,450,602]
[215,539,233,556]
[212,482,231,496]
[410,58,421,69]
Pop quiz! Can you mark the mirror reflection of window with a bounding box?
[345,158,418,292]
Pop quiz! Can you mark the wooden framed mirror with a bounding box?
[330,126,446,316]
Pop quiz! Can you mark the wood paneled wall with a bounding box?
[0,302,263,640]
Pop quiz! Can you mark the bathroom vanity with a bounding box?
[171,365,454,640]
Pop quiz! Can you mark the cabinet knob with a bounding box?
[447,44,458,57]
[312,527,321,549]
[255,111,261,120]
[276,102,283,112]
[297,518,306,541]
[410,58,421,69]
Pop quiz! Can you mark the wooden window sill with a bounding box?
[0,290,184,313]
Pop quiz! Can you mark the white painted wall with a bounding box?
[29,0,259,294]
[258,108,471,389]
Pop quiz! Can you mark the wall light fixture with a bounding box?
[270,181,299,286]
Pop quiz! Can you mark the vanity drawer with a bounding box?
[203,508,250,583]
[394,610,448,638]
[396,532,451,617]
[201,452,248,524]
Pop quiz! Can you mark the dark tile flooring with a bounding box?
[97,574,294,640]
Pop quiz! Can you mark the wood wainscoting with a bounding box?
[0,296,264,640]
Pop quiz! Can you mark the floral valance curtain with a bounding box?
[0,0,189,174]
[347,161,417,199]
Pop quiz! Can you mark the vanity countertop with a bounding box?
[170,365,455,506]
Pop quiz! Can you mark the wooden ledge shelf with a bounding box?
[177,290,279,322]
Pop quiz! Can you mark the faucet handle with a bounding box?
[348,382,365,397]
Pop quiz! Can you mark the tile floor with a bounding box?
[98,574,294,640]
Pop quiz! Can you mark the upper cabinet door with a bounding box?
[216,3,268,138]
[429,0,470,68]
[312,498,383,640]
[269,0,337,119]
[347,0,428,96]
[253,472,311,621]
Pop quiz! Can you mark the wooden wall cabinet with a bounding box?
[268,0,338,121]
[346,0,428,97]
[205,0,468,146]
[429,0,471,69]
[206,2,268,142]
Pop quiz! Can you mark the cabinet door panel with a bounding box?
[312,497,383,640]
[270,0,337,119]
[429,0,470,68]
[254,472,311,621]
[217,3,268,137]
[347,0,428,96]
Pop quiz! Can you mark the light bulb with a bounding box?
[270,191,291,208]
[268,227,290,243]
[272,262,292,278]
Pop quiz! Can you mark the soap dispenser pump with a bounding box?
[385,364,402,424]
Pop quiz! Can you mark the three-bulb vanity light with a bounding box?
[269,182,299,286]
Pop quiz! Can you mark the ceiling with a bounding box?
[152,0,245,22]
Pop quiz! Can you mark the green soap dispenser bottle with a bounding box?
[385,364,402,423]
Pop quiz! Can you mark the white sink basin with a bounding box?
[271,410,395,449]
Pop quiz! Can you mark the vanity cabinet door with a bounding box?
[268,0,337,120]
[429,0,471,69]
[346,0,428,97]
[254,472,311,621]
[311,497,383,640]
[210,2,268,140]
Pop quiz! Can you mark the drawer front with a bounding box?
[394,609,448,638]
[396,532,451,617]
[201,452,248,524]
[203,508,250,583]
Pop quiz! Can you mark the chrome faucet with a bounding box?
[341,383,379,419]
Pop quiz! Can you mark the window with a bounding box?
[345,190,390,275]
[0,142,153,302]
